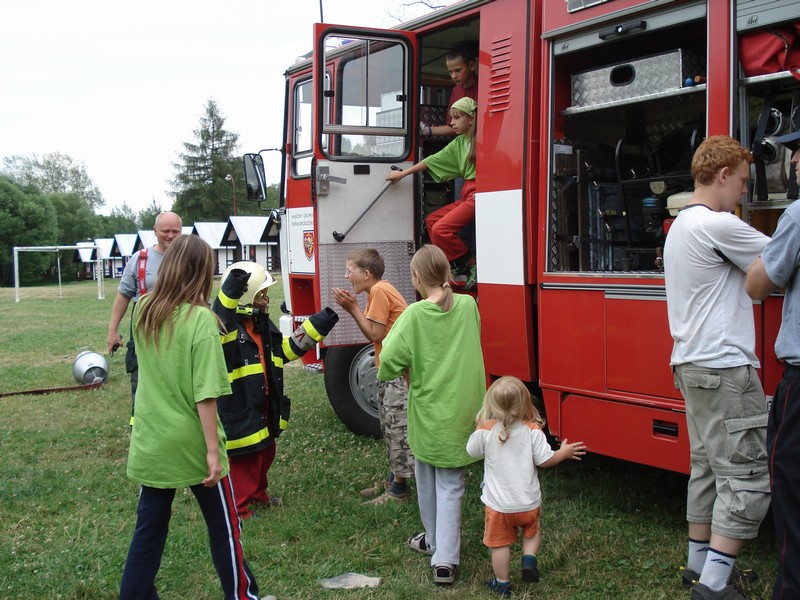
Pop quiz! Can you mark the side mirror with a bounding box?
[243,153,266,201]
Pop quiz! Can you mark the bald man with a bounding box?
[107,212,183,417]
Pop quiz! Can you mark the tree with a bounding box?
[2,152,105,211]
[0,177,58,285]
[96,203,140,238]
[171,99,240,223]
[138,199,164,230]
[236,183,280,215]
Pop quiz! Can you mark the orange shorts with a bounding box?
[483,505,541,548]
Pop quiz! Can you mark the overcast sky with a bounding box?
[1,0,446,216]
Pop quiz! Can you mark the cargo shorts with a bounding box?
[377,377,415,479]
[675,363,771,540]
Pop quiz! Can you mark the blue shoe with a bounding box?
[521,554,539,582]
[486,577,512,597]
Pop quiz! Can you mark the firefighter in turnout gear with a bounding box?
[213,262,339,518]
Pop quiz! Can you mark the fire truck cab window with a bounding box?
[293,79,314,177]
[320,35,409,160]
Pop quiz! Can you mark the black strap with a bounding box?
[788,88,800,200]
[752,89,776,202]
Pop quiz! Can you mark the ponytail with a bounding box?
[411,244,454,312]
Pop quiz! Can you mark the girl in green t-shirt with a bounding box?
[378,244,486,586]
[120,234,263,600]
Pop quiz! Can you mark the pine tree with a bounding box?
[171,99,240,222]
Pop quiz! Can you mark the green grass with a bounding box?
[0,280,779,599]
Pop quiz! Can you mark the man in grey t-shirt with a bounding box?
[746,128,800,600]
[107,212,182,415]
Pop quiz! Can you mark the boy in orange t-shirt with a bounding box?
[332,248,414,504]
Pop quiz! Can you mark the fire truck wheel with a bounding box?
[323,344,381,438]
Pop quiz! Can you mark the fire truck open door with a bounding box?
[312,24,418,348]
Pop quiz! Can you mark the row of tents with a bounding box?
[74,214,280,279]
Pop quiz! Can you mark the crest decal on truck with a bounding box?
[303,230,314,260]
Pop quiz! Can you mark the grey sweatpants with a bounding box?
[415,459,465,567]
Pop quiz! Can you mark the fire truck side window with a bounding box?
[293,75,331,178]
[293,79,313,177]
[321,35,410,160]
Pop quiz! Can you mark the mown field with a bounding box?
[0,280,778,599]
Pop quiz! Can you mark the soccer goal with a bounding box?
[13,245,105,303]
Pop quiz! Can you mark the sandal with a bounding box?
[406,532,433,555]
[433,563,455,585]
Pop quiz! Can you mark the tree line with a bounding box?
[1,99,279,286]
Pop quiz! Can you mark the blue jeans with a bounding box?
[119,475,259,600]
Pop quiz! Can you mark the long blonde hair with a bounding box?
[410,244,454,312]
[135,234,216,350]
[476,376,544,444]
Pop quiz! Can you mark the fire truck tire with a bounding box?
[324,344,381,438]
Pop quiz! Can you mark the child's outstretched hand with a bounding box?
[559,438,587,461]
[332,287,358,314]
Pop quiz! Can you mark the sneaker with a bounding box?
[691,583,748,600]
[363,490,408,505]
[521,555,539,583]
[359,475,392,498]
[486,577,513,597]
[680,566,759,590]
[407,532,433,555]
[432,563,455,585]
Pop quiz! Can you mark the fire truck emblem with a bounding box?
[303,230,315,260]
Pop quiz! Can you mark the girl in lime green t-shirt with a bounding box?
[378,244,486,586]
[119,234,263,600]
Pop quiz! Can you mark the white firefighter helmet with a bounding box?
[73,350,109,384]
[221,261,276,307]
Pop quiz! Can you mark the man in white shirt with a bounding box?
[664,136,770,600]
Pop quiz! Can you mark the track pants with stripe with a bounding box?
[120,475,259,600]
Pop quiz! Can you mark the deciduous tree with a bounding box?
[2,152,105,211]
[0,177,58,285]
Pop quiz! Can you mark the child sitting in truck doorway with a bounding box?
[331,248,415,505]
[387,96,479,289]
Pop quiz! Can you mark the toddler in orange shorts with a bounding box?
[467,376,586,597]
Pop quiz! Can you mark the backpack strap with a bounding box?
[137,247,149,297]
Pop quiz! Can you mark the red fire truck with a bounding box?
[244,0,800,473]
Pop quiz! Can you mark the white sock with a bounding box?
[699,548,736,591]
[687,538,709,573]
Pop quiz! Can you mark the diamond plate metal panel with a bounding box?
[571,49,704,109]
[318,240,416,347]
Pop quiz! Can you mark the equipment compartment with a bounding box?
[571,48,705,109]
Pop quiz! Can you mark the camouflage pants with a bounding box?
[377,377,415,479]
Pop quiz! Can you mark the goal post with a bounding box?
[13,245,105,303]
